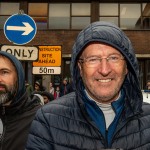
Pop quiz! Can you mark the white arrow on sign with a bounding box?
[6,22,34,35]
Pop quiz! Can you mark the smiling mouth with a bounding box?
[0,86,6,90]
[97,79,112,82]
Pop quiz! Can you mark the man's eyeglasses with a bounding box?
[78,54,124,68]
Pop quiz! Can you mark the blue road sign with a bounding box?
[4,14,37,45]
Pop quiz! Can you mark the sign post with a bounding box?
[4,11,37,45]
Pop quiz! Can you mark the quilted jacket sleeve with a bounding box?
[25,107,53,150]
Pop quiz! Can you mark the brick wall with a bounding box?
[0,29,150,55]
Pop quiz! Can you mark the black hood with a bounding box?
[71,21,143,114]
[0,51,26,104]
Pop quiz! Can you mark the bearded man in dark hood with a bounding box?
[0,51,41,150]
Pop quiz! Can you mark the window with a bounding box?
[120,4,141,29]
[99,3,119,26]
[99,3,148,29]
[0,2,19,29]
[142,3,150,29]
[0,3,19,15]
[72,17,90,29]
[100,3,118,16]
[49,4,70,29]
[100,17,118,26]
[48,3,90,29]
[71,3,90,29]
[28,3,48,29]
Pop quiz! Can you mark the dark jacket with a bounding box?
[26,21,150,150]
[0,51,41,150]
[59,83,73,97]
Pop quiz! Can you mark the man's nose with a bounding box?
[97,59,112,75]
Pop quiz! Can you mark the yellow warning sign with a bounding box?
[33,46,61,67]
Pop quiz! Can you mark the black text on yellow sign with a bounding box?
[33,46,61,67]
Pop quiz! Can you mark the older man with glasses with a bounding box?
[26,21,150,150]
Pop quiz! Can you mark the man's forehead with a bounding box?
[0,55,16,71]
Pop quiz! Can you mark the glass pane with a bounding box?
[142,3,150,17]
[99,17,118,26]
[142,3,147,11]
[49,4,70,29]
[120,4,141,29]
[0,16,8,29]
[28,3,48,16]
[72,3,90,16]
[142,3,150,29]
[72,17,90,29]
[0,3,19,15]
[99,3,118,16]
[49,17,70,29]
[49,4,70,17]
[33,17,47,29]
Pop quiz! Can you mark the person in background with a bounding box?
[0,51,41,150]
[67,77,74,93]
[26,21,150,150]
[41,91,54,104]
[147,80,150,90]
[32,80,46,98]
[142,80,150,103]
[25,81,34,97]
[31,93,44,106]
[59,77,72,96]
[49,82,54,95]
[54,86,60,99]
[34,80,43,92]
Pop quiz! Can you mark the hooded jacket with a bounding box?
[26,21,150,150]
[0,51,41,150]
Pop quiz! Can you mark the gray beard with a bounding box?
[0,85,17,105]
[0,93,10,105]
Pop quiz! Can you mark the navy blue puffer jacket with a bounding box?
[26,21,150,150]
